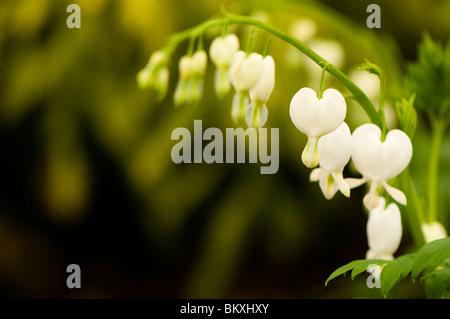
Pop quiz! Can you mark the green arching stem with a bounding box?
[263,35,274,57]
[246,27,258,54]
[186,36,196,56]
[221,20,229,37]
[196,32,204,51]
[318,63,328,99]
[401,169,426,247]
[162,14,382,127]
[427,116,447,223]
[378,71,387,141]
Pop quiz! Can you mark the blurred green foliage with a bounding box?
[0,0,449,299]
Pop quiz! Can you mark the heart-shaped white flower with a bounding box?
[174,51,208,106]
[210,34,240,68]
[347,123,413,209]
[210,34,240,99]
[229,51,263,92]
[246,55,275,129]
[290,87,347,168]
[249,55,275,103]
[366,197,402,261]
[310,122,352,199]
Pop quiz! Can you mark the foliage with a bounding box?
[326,238,450,298]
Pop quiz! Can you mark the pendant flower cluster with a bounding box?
[138,32,276,130]
[290,84,413,261]
[290,87,412,209]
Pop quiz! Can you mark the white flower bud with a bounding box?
[366,197,402,261]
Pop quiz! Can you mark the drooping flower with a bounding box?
[347,123,413,210]
[366,197,402,260]
[310,122,352,199]
[246,55,275,130]
[209,34,240,98]
[422,221,448,243]
[290,87,347,168]
[174,50,208,107]
[229,51,264,125]
[137,50,170,102]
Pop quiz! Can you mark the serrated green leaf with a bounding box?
[325,259,389,286]
[411,237,450,279]
[380,254,415,296]
[423,268,450,299]
[405,33,450,118]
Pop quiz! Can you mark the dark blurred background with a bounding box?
[0,0,449,299]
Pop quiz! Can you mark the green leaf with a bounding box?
[325,259,389,286]
[380,254,415,296]
[395,94,417,139]
[423,268,450,299]
[411,237,450,279]
[405,33,450,118]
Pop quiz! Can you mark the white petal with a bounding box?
[179,55,193,78]
[310,168,324,182]
[190,51,208,75]
[210,34,240,67]
[319,171,337,200]
[351,124,412,182]
[229,51,263,91]
[366,198,402,257]
[382,182,407,206]
[366,249,394,261]
[301,136,320,168]
[363,181,380,210]
[332,171,350,198]
[422,222,448,243]
[245,102,268,129]
[345,177,367,189]
[289,87,346,138]
[318,122,352,172]
[249,55,275,102]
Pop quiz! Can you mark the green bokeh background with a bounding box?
[0,0,449,298]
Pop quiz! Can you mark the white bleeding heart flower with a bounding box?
[229,51,264,91]
[174,50,208,106]
[366,197,402,261]
[246,55,275,129]
[290,87,347,168]
[422,221,447,243]
[137,50,170,101]
[210,34,240,68]
[210,34,240,98]
[346,123,412,210]
[229,51,264,124]
[310,122,352,199]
